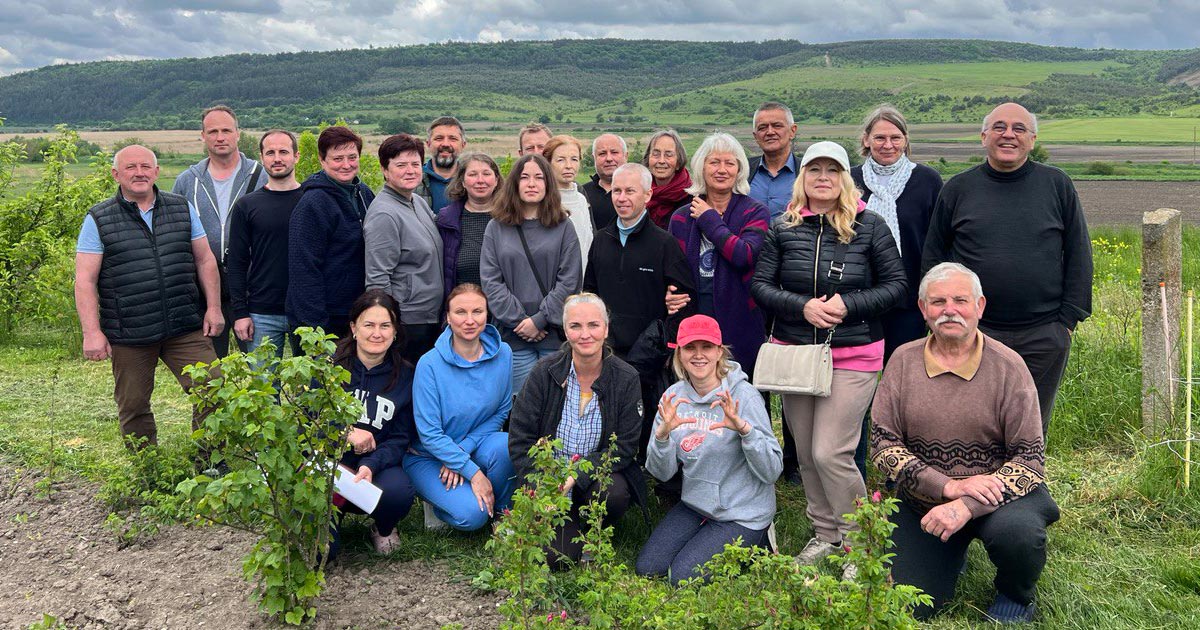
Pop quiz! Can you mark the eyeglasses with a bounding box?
[870,135,905,146]
[989,122,1031,136]
[649,150,676,160]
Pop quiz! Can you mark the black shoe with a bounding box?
[783,468,802,485]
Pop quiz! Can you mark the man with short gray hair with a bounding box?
[922,102,1092,434]
[581,133,628,230]
[747,101,801,221]
[584,162,695,457]
[76,144,222,450]
[872,262,1059,624]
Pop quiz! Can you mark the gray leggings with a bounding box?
[635,502,768,585]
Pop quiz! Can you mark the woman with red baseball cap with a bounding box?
[635,314,783,585]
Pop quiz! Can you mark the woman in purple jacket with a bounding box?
[436,153,503,299]
[668,132,770,376]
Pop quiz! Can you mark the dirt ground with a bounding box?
[0,466,503,630]
[1075,180,1200,226]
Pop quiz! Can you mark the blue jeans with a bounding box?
[247,313,291,358]
[511,346,557,396]
[635,502,768,585]
[404,432,515,531]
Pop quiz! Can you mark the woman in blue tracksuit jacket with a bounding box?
[405,283,515,531]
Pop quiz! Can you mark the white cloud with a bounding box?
[0,0,1196,76]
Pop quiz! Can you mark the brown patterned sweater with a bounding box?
[870,332,1045,518]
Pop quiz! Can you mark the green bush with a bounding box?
[483,438,929,629]
[1085,161,1117,175]
[0,124,112,337]
[177,329,362,625]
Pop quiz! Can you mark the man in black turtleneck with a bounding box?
[921,102,1092,435]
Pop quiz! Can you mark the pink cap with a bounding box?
[675,314,723,347]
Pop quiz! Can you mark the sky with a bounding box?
[1,0,1197,76]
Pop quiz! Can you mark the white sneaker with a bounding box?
[369,524,400,554]
[841,561,858,581]
[795,537,841,566]
[766,522,778,554]
[423,500,449,531]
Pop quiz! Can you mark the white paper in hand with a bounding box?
[334,464,383,514]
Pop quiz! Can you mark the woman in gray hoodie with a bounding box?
[636,314,783,585]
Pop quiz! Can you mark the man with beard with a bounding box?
[226,129,304,357]
[172,105,269,357]
[417,116,466,213]
[581,133,627,231]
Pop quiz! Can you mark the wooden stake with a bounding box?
[1162,282,1175,409]
[1187,290,1194,489]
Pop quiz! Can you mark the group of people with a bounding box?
[74,99,1092,624]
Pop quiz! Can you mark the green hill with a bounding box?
[0,38,1197,130]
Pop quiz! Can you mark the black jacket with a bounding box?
[851,163,942,308]
[508,349,645,504]
[581,174,617,231]
[583,216,695,356]
[751,209,907,347]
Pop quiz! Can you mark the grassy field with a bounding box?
[945,117,1200,144]
[1,226,1199,627]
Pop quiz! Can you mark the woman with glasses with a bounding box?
[641,129,693,230]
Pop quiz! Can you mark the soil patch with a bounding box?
[1074,180,1200,226]
[0,467,503,629]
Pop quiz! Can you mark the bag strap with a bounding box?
[516,224,550,299]
[770,238,849,344]
[244,162,263,195]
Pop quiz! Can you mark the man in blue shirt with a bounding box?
[417,116,466,213]
[747,102,802,222]
[75,144,222,450]
[746,101,803,483]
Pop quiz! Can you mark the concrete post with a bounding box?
[1142,208,1182,434]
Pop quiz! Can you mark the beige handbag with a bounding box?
[753,327,835,397]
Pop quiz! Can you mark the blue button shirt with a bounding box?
[422,161,452,214]
[76,197,206,254]
[748,153,798,221]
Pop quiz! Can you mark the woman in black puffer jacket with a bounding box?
[750,141,905,575]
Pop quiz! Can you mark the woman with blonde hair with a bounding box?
[750,141,906,577]
[636,314,782,585]
[667,132,770,377]
[543,135,594,269]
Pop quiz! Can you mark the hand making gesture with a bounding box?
[709,390,750,436]
[655,392,696,441]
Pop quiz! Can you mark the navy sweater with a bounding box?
[340,354,416,475]
[286,171,375,329]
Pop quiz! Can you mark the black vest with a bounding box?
[90,189,202,345]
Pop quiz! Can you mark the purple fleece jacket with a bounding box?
[668,193,770,374]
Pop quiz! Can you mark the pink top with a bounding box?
[769,336,884,373]
[775,199,882,373]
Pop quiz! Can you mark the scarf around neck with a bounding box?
[647,167,693,229]
[862,154,915,256]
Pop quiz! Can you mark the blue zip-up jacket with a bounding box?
[286,171,375,329]
[341,354,416,474]
[171,153,269,266]
[412,324,513,480]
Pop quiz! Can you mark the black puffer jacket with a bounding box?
[751,208,906,347]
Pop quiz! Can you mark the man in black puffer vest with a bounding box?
[75,145,224,449]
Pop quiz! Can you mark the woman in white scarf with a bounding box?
[849,104,944,475]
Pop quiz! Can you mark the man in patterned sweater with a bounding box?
[871,262,1060,624]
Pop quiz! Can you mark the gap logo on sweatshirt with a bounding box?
[353,389,394,430]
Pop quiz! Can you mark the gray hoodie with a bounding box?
[172,152,269,265]
[363,186,445,325]
[646,362,783,529]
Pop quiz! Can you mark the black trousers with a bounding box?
[981,320,1072,435]
[402,322,443,365]
[890,486,1060,619]
[548,471,632,569]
